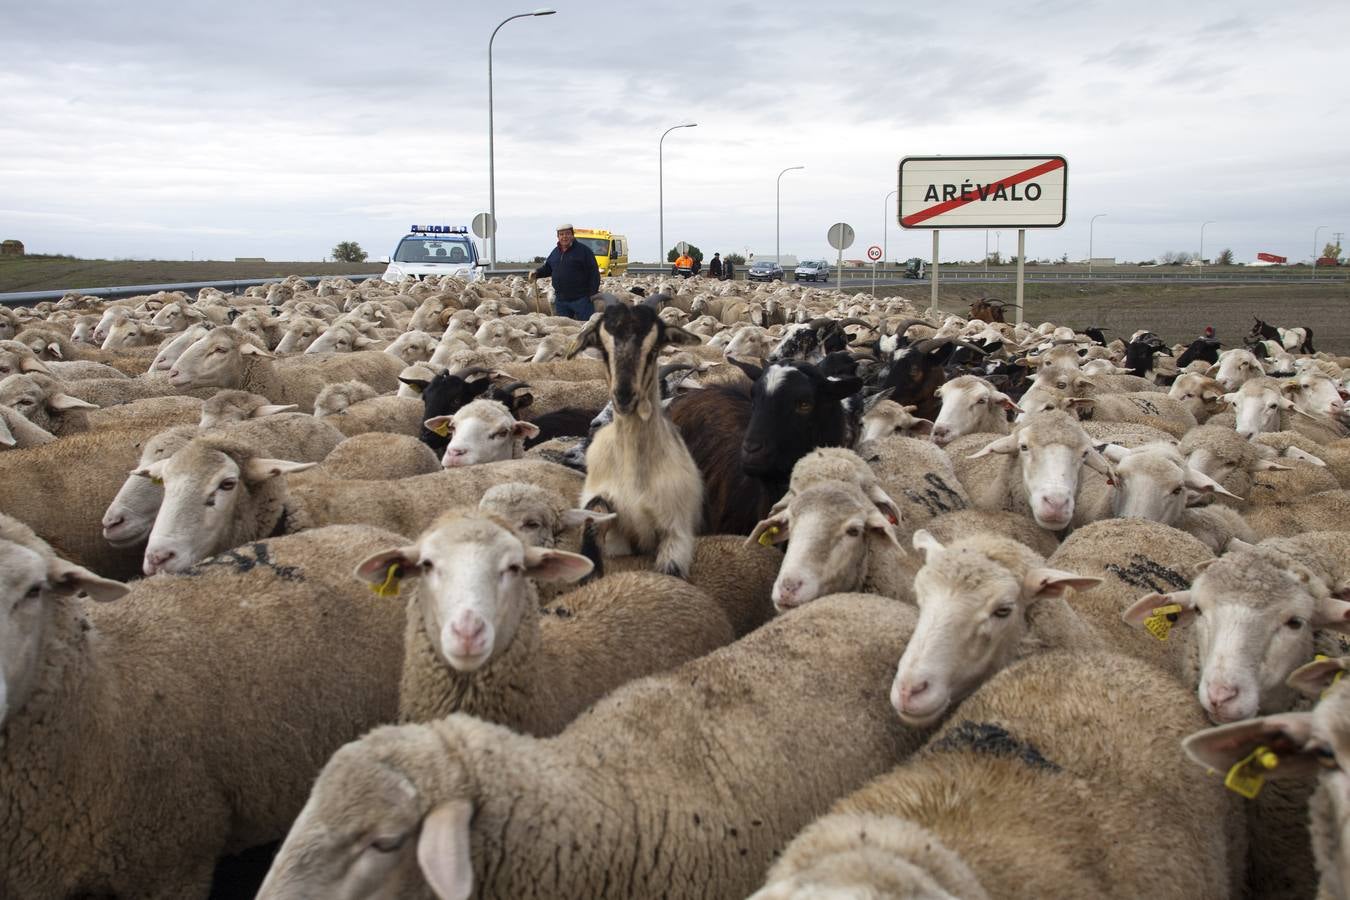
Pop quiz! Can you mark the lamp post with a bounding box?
[659,123,697,266]
[1314,225,1329,266]
[1199,220,1216,276]
[776,165,804,265]
[1088,214,1107,276]
[883,188,897,270]
[487,8,556,269]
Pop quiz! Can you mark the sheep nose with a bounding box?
[102,514,124,530]
[144,549,176,574]
[931,425,951,445]
[1206,683,1240,711]
[774,578,802,609]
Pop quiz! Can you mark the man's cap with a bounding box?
[556,223,574,232]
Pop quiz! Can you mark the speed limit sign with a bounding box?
[867,245,883,261]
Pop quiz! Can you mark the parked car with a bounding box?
[748,260,784,282]
[794,260,829,282]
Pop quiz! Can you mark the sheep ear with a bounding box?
[909,418,935,436]
[1253,458,1292,472]
[992,391,1022,413]
[46,342,63,359]
[353,546,419,584]
[560,508,616,529]
[864,507,904,551]
[49,393,97,411]
[47,557,129,602]
[399,376,431,393]
[662,325,701,347]
[565,315,604,359]
[424,416,454,438]
[1083,447,1113,477]
[1288,657,1350,697]
[523,546,593,583]
[0,417,14,447]
[417,800,475,900]
[1024,567,1101,599]
[511,421,540,440]
[967,433,1020,459]
[1204,362,1221,376]
[1284,447,1327,466]
[1181,714,1318,781]
[1313,596,1350,634]
[1183,467,1242,499]
[866,485,902,527]
[241,458,315,482]
[1100,443,1131,464]
[252,403,297,418]
[1226,537,1255,554]
[911,529,944,558]
[18,356,51,374]
[747,514,790,549]
[133,459,169,482]
[239,342,273,357]
[1121,591,1196,628]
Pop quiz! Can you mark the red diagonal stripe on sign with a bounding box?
[901,158,1065,227]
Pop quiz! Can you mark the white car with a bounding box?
[794,260,830,282]
[381,225,485,283]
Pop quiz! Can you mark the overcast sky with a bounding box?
[2,0,1346,267]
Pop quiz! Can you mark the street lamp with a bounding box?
[659,123,697,265]
[1088,214,1107,276]
[1199,220,1216,275]
[883,189,897,268]
[776,166,804,265]
[487,8,556,269]
[1314,225,1329,265]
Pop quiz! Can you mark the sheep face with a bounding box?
[169,327,271,389]
[67,317,96,344]
[1229,380,1293,440]
[385,331,437,366]
[1211,349,1264,393]
[138,443,313,575]
[355,514,591,672]
[889,532,1096,726]
[1126,552,1350,724]
[858,400,932,443]
[750,483,901,612]
[91,307,127,345]
[430,400,538,468]
[970,411,1109,530]
[0,372,95,431]
[1168,374,1226,421]
[148,324,211,374]
[102,429,194,546]
[1106,444,1236,522]
[273,318,322,354]
[305,322,371,354]
[931,376,1017,446]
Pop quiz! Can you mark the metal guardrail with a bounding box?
[0,273,384,307]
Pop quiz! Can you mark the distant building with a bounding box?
[1088,257,1116,267]
[0,239,24,257]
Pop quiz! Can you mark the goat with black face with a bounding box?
[567,305,703,577]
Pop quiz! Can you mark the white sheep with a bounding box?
[929,374,1019,446]
[425,398,539,468]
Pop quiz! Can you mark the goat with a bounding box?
[1176,337,1221,369]
[567,304,703,577]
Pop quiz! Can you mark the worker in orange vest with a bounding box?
[674,251,694,269]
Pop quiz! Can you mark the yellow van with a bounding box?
[574,228,628,276]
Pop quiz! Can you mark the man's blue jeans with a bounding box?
[554,296,593,321]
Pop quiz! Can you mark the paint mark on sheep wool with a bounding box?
[903,473,968,518]
[182,542,304,582]
[1103,554,1189,594]
[928,721,1061,773]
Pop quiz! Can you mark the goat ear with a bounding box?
[1182,714,1318,781]
[728,357,763,382]
[241,458,315,482]
[565,315,604,359]
[523,546,593,583]
[861,387,895,414]
[1024,567,1101,599]
[560,508,616,529]
[1121,591,1196,628]
[661,325,701,347]
[967,433,1020,458]
[822,375,863,399]
[417,800,475,900]
[46,557,129,602]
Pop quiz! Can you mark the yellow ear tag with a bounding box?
[371,563,403,598]
[1224,745,1279,800]
[758,525,780,548]
[1143,604,1184,642]
[151,476,164,486]
[410,383,424,395]
[429,421,450,438]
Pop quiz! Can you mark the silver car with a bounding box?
[794,260,830,282]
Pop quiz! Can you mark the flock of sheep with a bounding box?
[3,269,1350,899]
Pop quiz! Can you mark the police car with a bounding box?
[380,225,485,283]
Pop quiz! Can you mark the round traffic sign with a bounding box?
[867,245,883,261]
[675,241,690,255]
[471,213,496,239]
[827,222,855,251]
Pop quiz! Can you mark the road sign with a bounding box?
[471,213,496,239]
[898,156,1068,229]
[827,223,855,250]
[866,245,882,261]
[676,241,690,255]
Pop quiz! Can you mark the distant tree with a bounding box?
[1162,250,1194,265]
[332,241,367,263]
[1323,242,1342,260]
[667,244,703,263]
[726,252,746,265]
[532,255,546,264]
[1217,248,1235,266]
[1058,253,1069,264]
[987,251,1002,265]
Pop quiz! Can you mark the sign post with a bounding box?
[827,223,855,291]
[471,213,496,268]
[867,244,882,295]
[899,155,1068,325]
